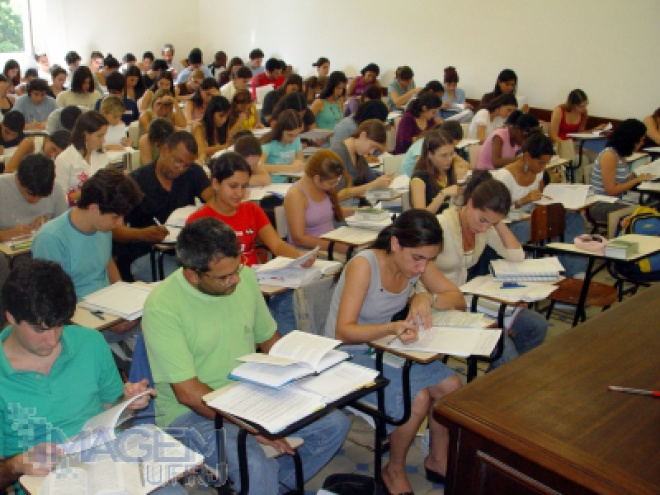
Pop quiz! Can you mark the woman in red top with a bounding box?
[186,151,308,266]
[550,89,605,144]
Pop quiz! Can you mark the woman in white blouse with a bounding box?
[55,111,109,205]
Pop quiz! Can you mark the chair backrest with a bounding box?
[468,143,482,168]
[382,153,404,175]
[274,205,289,239]
[555,138,576,163]
[529,203,566,243]
[255,84,274,104]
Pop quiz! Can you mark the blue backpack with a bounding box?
[619,206,660,273]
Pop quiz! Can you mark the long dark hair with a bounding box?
[262,109,302,144]
[370,209,443,253]
[71,111,108,155]
[191,77,219,109]
[407,90,441,118]
[304,149,349,222]
[491,68,518,95]
[412,130,456,199]
[202,95,231,146]
[349,119,386,184]
[459,170,511,214]
[124,65,146,100]
[606,119,647,157]
[208,151,252,182]
[319,71,347,100]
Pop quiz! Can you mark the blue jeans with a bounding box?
[169,408,349,495]
[268,290,296,336]
[488,308,548,370]
[131,252,179,282]
[509,212,587,277]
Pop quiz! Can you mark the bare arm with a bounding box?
[0,444,60,489]
[5,137,35,173]
[258,224,306,258]
[184,100,194,124]
[107,259,122,284]
[390,87,421,108]
[112,225,169,244]
[491,134,518,168]
[138,134,153,165]
[248,159,271,186]
[599,150,648,196]
[309,98,323,116]
[139,90,153,112]
[415,263,466,327]
[549,106,563,144]
[334,257,414,343]
[410,177,444,213]
[171,377,217,420]
[171,103,187,128]
[477,124,486,144]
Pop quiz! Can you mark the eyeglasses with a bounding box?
[198,255,247,287]
[170,154,190,171]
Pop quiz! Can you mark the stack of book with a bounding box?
[345,208,392,230]
[490,257,564,282]
[254,248,342,288]
[605,238,639,259]
[80,282,153,320]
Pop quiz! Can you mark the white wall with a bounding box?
[198,0,660,120]
[29,0,200,68]
[17,0,660,120]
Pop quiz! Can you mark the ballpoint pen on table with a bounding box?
[608,385,660,397]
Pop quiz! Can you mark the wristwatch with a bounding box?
[431,292,438,307]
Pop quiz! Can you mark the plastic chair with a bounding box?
[528,203,617,325]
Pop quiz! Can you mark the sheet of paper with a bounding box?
[633,158,660,178]
[322,226,378,245]
[296,362,378,401]
[268,330,340,369]
[432,310,490,328]
[389,326,502,357]
[81,283,152,320]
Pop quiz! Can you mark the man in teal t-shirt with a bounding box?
[0,259,165,494]
[143,218,349,495]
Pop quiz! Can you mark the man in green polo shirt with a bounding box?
[142,218,349,495]
[0,259,170,493]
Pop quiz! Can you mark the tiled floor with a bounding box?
[184,271,646,495]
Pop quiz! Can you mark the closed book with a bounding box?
[605,239,639,259]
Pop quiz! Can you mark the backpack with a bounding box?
[619,206,660,273]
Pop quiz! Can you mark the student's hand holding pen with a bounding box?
[141,225,169,243]
[30,216,49,231]
[389,319,419,345]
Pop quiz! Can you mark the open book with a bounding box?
[229,330,349,388]
[206,362,378,433]
[534,184,596,210]
[633,158,660,179]
[28,425,204,495]
[1,233,33,251]
[59,390,152,455]
[388,326,502,357]
[80,282,153,321]
[299,129,334,140]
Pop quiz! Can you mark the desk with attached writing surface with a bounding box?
[435,282,660,495]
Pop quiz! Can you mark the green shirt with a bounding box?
[0,325,123,458]
[142,268,277,427]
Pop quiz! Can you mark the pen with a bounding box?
[153,217,162,226]
[541,194,553,200]
[91,310,106,320]
[608,385,660,397]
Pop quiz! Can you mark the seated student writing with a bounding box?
[345,63,381,116]
[138,88,186,132]
[123,64,146,104]
[56,66,102,109]
[261,73,303,126]
[269,91,316,132]
[227,89,263,135]
[219,65,252,103]
[284,149,351,254]
[475,110,539,170]
[174,68,203,101]
[310,71,347,130]
[468,93,518,143]
[0,111,26,159]
[32,169,144,345]
[217,56,243,87]
[394,90,442,155]
[410,130,462,214]
[387,65,421,110]
[45,105,81,135]
[0,74,15,114]
[325,209,465,495]
[440,66,473,121]
[12,78,58,131]
[400,120,470,178]
[140,71,176,112]
[184,77,219,123]
[94,71,140,126]
[588,119,653,223]
[330,99,389,147]
[47,66,66,99]
[138,117,175,166]
[55,110,109,205]
[5,129,70,174]
[0,154,67,242]
[491,132,587,277]
[330,119,394,203]
[0,259,174,495]
[98,95,131,151]
[303,75,323,106]
[480,68,527,112]
[261,109,305,180]
[549,89,606,145]
[192,95,231,160]
[233,131,271,186]
[186,153,311,334]
[433,171,548,368]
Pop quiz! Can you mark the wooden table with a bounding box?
[435,283,660,495]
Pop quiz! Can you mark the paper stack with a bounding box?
[490,257,564,282]
[81,282,153,320]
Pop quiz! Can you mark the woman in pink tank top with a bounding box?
[284,149,352,254]
[476,111,539,170]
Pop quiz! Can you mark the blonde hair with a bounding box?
[151,89,173,109]
[99,95,125,116]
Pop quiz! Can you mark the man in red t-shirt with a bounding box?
[250,58,284,100]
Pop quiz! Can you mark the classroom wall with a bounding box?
[197,0,660,121]
[27,0,199,71]
[13,0,659,121]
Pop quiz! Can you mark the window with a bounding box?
[0,0,31,56]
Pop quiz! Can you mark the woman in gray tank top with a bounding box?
[325,210,465,495]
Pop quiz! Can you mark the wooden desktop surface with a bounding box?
[435,283,660,495]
